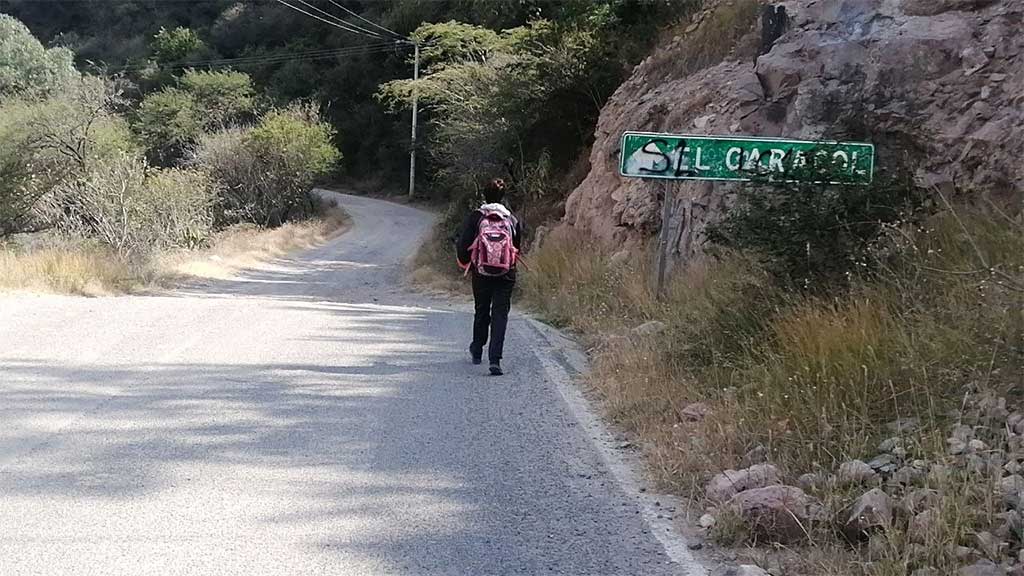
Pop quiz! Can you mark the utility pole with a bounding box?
[408,41,420,199]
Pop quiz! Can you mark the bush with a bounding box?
[152,26,204,63]
[179,69,256,129]
[0,77,134,237]
[42,153,216,258]
[0,14,78,97]
[707,176,926,291]
[193,103,340,226]
[136,87,203,165]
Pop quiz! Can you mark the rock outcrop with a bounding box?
[563,0,1023,266]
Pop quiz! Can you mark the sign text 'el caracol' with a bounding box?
[620,132,875,185]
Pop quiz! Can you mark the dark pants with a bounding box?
[470,273,514,363]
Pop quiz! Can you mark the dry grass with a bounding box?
[521,205,1024,574]
[166,205,348,281]
[647,0,762,84]
[0,205,349,295]
[0,243,151,296]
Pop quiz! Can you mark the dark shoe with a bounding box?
[489,363,503,376]
[470,347,482,365]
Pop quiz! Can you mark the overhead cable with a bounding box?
[324,0,409,42]
[274,0,389,41]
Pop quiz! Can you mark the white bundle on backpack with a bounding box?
[469,203,517,277]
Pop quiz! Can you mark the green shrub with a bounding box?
[0,77,134,236]
[152,26,204,63]
[136,87,203,165]
[193,103,341,227]
[42,154,216,257]
[179,69,256,129]
[0,14,78,97]
[707,176,926,291]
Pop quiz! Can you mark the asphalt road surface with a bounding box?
[0,192,699,576]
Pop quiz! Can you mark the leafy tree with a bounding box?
[180,69,256,128]
[135,87,202,165]
[0,14,78,97]
[193,103,341,226]
[152,26,204,63]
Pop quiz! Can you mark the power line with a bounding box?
[324,0,409,42]
[273,0,393,42]
[106,43,409,73]
[290,0,401,42]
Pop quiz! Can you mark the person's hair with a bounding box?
[483,178,506,204]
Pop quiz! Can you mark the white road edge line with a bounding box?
[523,317,708,576]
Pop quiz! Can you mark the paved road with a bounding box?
[0,193,693,575]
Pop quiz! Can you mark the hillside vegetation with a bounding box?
[0,14,342,293]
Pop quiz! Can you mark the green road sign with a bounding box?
[620,132,875,185]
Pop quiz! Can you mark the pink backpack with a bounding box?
[469,208,517,277]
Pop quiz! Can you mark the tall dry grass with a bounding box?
[522,205,1024,502]
[0,204,349,295]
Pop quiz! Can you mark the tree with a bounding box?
[193,103,341,226]
[136,88,202,165]
[180,69,256,128]
[0,15,78,97]
[152,26,204,63]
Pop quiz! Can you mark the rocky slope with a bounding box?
[563,0,1023,265]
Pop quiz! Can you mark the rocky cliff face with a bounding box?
[563,0,1023,264]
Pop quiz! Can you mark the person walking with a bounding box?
[456,178,524,376]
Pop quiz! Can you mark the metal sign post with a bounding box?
[621,131,876,296]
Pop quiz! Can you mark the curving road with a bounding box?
[0,192,701,576]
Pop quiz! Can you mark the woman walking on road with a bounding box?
[456,178,524,376]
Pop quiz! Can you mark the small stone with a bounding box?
[959,559,1004,576]
[996,510,1022,539]
[890,465,926,486]
[879,437,903,453]
[909,509,940,543]
[998,475,1024,509]
[1009,412,1024,430]
[687,540,703,550]
[952,425,974,442]
[735,565,770,576]
[867,453,900,474]
[887,418,920,433]
[900,488,940,516]
[974,531,1004,558]
[840,488,894,542]
[705,464,781,502]
[726,485,826,544]
[892,446,909,459]
[838,460,878,485]
[951,545,980,562]
[797,472,824,492]
[632,320,667,336]
[742,445,768,466]
[949,438,968,455]
[968,439,989,452]
[681,402,711,422]
[928,463,951,484]
[698,513,716,528]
